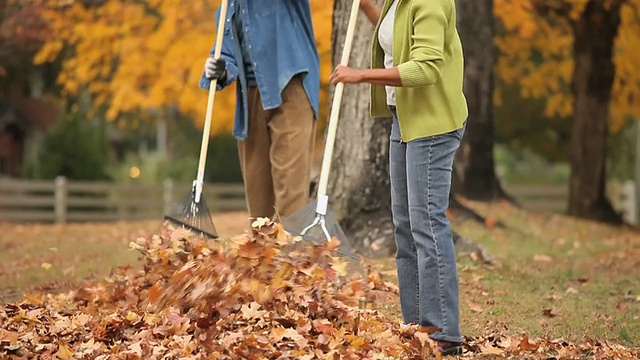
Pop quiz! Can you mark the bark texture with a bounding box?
[567,0,623,222]
[452,0,507,201]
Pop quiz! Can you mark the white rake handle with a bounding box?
[195,0,230,202]
[315,0,360,215]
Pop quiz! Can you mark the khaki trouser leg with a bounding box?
[269,76,316,218]
[237,76,315,219]
[237,87,275,218]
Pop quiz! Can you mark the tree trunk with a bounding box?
[452,0,507,201]
[327,0,395,257]
[568,1,622,222]
[327,0,496,259]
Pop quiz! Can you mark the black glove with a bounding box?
[204,57,227,81]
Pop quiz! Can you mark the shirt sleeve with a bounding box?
[198,7,239,92]
[396,0,450,87]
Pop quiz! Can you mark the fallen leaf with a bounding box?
[41,262,52,270]
[616,303,628,312]
[468,302,483,313]
[485,217,497,228]
[240,302,267,320]
[0,329,19,344]
[55,344,74,360]
[251,217,270,228]
[533,254,552,262]
[481,345,505,355]
[519,335,539,351]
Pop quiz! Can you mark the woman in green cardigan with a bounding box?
[331,0,467,355]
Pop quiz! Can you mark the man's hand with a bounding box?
[330,65,365,85]
[204,57,227,81]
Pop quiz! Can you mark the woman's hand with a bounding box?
[330,65,366,85]
[359,0,380,24]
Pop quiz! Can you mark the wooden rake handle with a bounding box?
[195,0,230,202]
[315,0,361,214]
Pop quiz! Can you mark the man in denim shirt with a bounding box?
[199,0,320,219]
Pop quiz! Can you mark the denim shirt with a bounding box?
[198,0,320,141]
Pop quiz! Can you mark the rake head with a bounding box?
[282,201,356,256]
[164,185,218,239]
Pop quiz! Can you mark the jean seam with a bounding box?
[425,136,448,334]
[408,146,419,324]
[400,131,419,324]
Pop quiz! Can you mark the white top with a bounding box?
[378,0,398,106]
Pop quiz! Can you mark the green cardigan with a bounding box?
[370,0,468,142]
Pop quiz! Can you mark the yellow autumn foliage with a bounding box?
[494,0,640,132]
[33,0,335,134]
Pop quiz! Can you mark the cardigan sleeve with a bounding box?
[396,0,451,87]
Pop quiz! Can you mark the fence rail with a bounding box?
[2,179,636,224]
[0,177,246,223]
[504,181,637,224]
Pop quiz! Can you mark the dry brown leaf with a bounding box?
[519,335,539,351]
[481,345,505,355]
[55,344,74,360]
[0,220,637,359]
[533,254,552,262]
[468,302,483,313]
[542,307,559,318]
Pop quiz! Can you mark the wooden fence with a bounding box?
[504,182,637,224]
[1,178,635,224]
[503,183,569,214]
[0,177,246,223]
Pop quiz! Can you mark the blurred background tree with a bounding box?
[494,0,640,221]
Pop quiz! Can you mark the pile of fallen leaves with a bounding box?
[1,219,638,359]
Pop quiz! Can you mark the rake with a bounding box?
[163,0,230,239]
[282,0,361,261]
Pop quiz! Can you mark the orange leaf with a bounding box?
[147,284,163,303]
[519,336,539,351]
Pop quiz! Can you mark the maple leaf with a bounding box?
[251,217,271,228]
[240,302,267,320]
[330,258,349,278]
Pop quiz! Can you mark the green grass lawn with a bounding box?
[0,212,250,303]
[450,199,639,348]
[0,203,638,350]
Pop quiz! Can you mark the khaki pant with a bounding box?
[238,76,316,219]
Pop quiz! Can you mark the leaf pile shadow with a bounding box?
[1,219,638,359]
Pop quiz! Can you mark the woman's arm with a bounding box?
[395,0,450,87]
[330,65,402,87]
[360,0,381,26]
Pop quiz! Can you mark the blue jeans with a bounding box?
[389,107,465,343]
